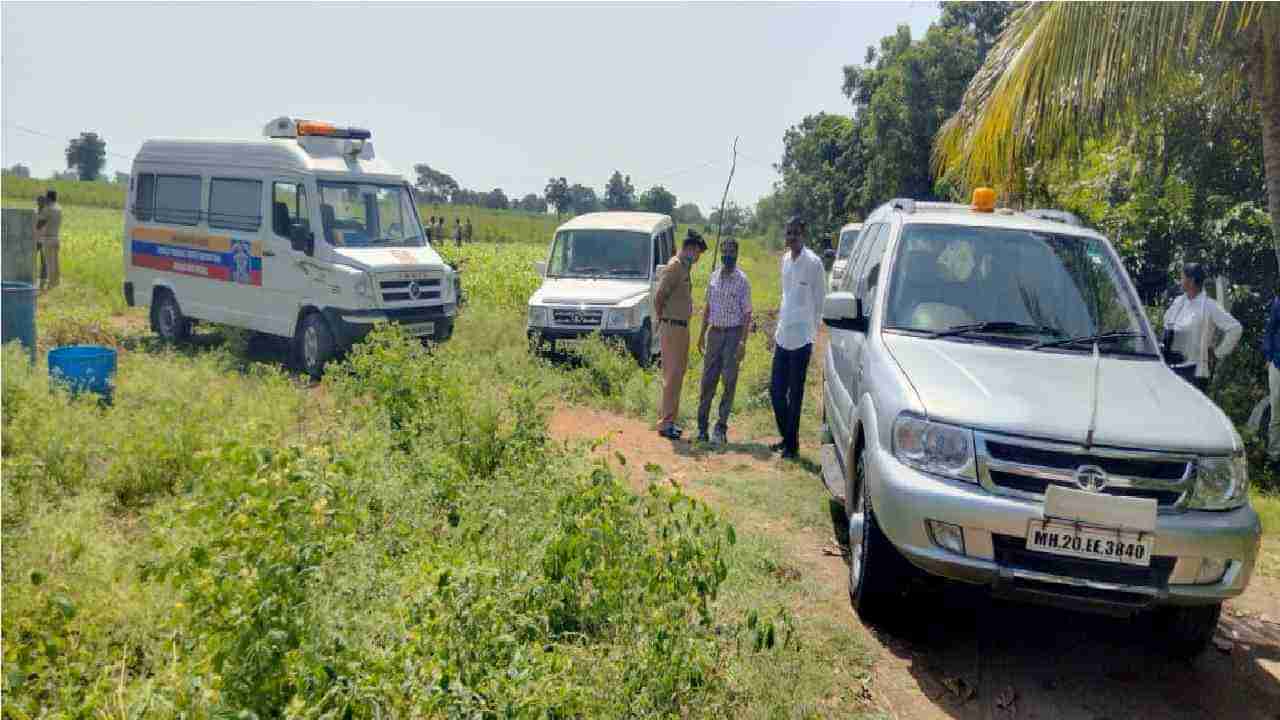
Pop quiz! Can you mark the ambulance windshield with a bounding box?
[317,181,425,248]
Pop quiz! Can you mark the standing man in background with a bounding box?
[34,195,48,288]
[454,218,463,248]
[1263,292,1280,470]
[653,229,707,440]
[35,190,63,290]
[426,215,436,243]
[770,217,824,459]
[464,217,474,244]
[696,238,751,445]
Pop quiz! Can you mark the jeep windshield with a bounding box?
[882,224,1156,356]
[547,229,650,279]
[317,181,425,248]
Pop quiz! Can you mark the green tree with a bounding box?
[639,185,677,215]
[603,170,636,210]
[934,2,1280,268]
[775,112,859,237]
[65,132,106,181]
[518,193,548,213]
[415,164,460,204]
[545,177,570,218]
[672,203,704,224]
[567,184,600,215]
[484,188,510,210]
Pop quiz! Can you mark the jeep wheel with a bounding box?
[630,321,653,368]
[151,291,191,343]
[296,312,335,380]
[847,445,911,626]
[1153,602,1222,660]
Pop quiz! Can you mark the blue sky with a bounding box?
[2,2,938,211]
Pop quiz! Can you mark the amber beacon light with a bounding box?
[971,187,997,213]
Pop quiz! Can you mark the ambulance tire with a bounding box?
[151,290,192,343]
[296,312,335,381]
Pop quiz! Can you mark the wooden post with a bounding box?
[2,209,36,284]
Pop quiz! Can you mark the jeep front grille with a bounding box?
[975,432,1194,510]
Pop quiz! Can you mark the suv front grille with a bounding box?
[552,309,603,327]
[976,432,1193,510]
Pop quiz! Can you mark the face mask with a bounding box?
[721,255,737,268]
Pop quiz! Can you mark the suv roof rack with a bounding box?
[1025,208,1083,227]
[889,198,916,213]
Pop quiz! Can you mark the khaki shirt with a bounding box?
[37,203,63,245]
[654,254,693,321]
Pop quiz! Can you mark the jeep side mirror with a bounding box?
[822,291,869,333]
[533,261,547,277]
[290,225,314,256]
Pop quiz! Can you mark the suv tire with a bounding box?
[151,290,192,343]
[295,312,335,380]
[630,320,653,367]
[1153,602,1221,660]
[846,444,912,626]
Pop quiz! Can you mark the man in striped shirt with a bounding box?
[696,238,752,445]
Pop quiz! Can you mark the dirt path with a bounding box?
[550,405,1280,720]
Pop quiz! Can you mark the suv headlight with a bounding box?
[354,273,373,297]
[892,413,976,482]
[604,307,637,329]
[528,305,549,327]
[1187,452,1249,510]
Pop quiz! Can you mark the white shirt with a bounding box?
[775,247,827,350]
[1163,292,1242,378]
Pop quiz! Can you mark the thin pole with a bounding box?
[710,137,739,274]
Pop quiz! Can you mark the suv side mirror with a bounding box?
[290,224,315,256]
[823,291,869,333]
[533,261,547,278]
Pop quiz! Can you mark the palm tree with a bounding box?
[934,2,1280,267]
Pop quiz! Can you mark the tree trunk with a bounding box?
[1258,24,1280,274]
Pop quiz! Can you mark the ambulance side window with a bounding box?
[134,173,155,221]
[209,178,262,232]
[272,182,309,237]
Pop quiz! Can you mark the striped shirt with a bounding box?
[705,266,752,328]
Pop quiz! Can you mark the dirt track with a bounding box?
[550,406,1280,720]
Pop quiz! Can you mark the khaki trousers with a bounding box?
[43,242,61,288]
[658,322,690,429]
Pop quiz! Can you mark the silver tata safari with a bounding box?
[819,195,1261,658]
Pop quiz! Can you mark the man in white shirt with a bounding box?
[770,217,826,459]
[1161,263,1241,393]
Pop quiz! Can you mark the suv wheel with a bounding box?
[295,312,335,380]
[847,444,911,626]
[630,321,653,367]
[1153,602,1222,660]
[151,291,191,342]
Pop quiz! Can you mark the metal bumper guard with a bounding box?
[324,304,456,346]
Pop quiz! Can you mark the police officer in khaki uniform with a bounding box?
[35,190,63,289]
[654,229,707,439]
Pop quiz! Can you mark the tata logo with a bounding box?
[569,312,586,324]
[1073,465,1109,493]
[408,281,422,300]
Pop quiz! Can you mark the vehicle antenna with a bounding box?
[710,136,739,274]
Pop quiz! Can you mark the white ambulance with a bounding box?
[122,117,459,377]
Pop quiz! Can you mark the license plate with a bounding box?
[1026,520,1153,567]
[402,322,435,337]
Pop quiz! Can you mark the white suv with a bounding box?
[819,193,1260,658]
[526,212,674,365]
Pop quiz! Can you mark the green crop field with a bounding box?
[0,187,883,718]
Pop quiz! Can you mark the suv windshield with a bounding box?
[547,229,650,279]
[883,224,1155,356]
[837,229,859,260]
[317,181,424,248]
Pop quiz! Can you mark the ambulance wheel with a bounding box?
[296,312,335,380]
[151,290,191,343]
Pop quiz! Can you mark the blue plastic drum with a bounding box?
[2,281,37,360]
[48,345,117,401]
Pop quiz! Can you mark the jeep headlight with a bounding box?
[1187,452,1249,510]
[528,305,549,327]
[354,272,373,297]
[604,307,637,330]
[892,413,976,482]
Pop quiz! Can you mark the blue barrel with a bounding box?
[2,281,37,359]
[49,345,117,401]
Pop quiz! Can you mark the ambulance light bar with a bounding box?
[265,116,372,140]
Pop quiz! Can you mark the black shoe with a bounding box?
[672,423,686,435]
[658,426,683,440]
[696,429,710,443]
[769,441,787,453]
[781,448,799,460]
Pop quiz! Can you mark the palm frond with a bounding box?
[934,1,1276,195]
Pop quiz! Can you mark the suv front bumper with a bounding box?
[324,304,457,347]
[864,441,1261,612]
[528,326,647,344]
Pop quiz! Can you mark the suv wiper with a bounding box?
[1029,330,1144,350]
[926,321,1065,339]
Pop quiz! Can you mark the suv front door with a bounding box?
[262,179,316,337]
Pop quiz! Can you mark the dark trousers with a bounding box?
[1173,364,1209,393]
[770,343,812,453]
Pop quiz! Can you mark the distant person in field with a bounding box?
[35,190,63,290]
[464,217,473,243]
[1263,291,1280,469]
[426,215,436,243]
[454,218,463,247]
[34,195,48,288]
[653,229,707,440]
[696,237,751,445]
[770,216,823,460]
